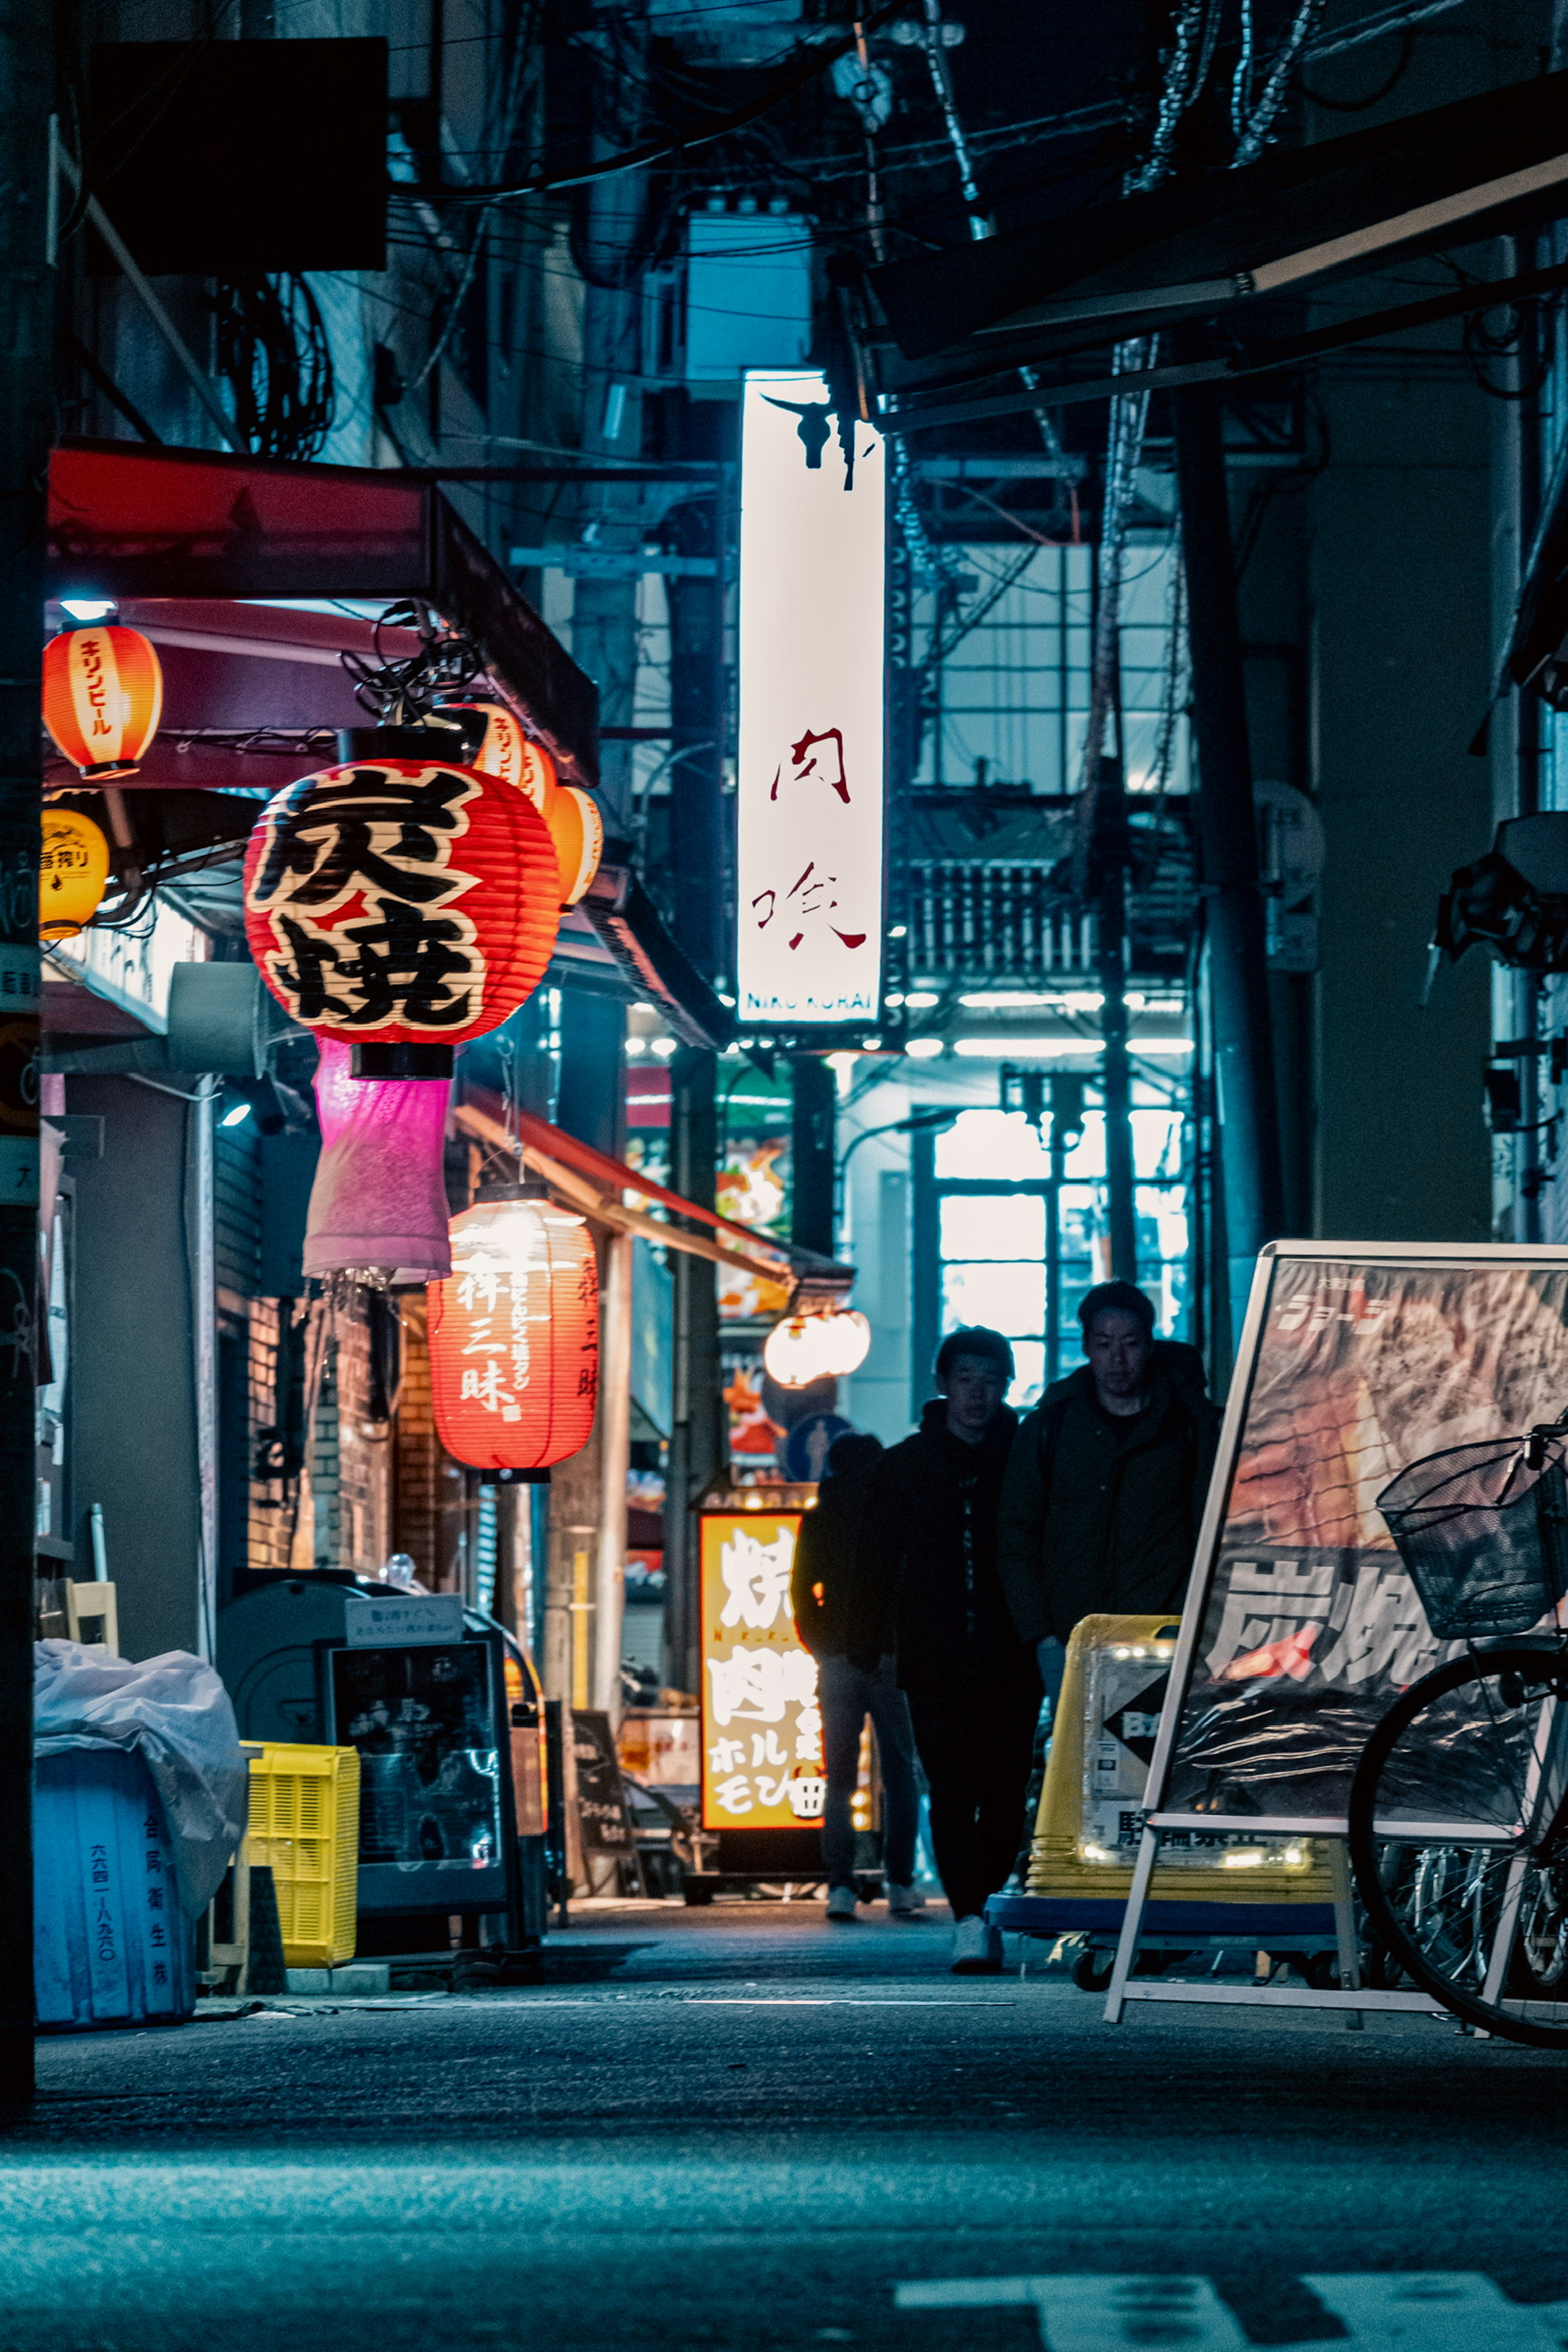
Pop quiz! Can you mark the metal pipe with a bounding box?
[1174,375,1285,1336]
[593,1229,634,1721]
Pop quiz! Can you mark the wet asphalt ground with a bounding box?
[4,1899,1568,2352]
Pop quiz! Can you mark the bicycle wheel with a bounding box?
[1348,1642,1568,2048]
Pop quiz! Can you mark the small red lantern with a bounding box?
[428,1187,599,1476]
[42,625,163,778]
[242,752,561,1072]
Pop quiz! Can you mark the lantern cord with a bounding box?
[339,599,489,724]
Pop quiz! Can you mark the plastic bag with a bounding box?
[33,1641,249,1917]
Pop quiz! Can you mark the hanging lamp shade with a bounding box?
[763,1308,871,1389]
[42,625,163,779]
[39,809,111,941]
[428,1187,599,1476]
[242,751,561,1076]
[301,1036,453,1285]
[544,784,605,908]
[439,700,558,817]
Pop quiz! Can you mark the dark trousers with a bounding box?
[906,1679,1041,1922]
[818,1653,920,1889]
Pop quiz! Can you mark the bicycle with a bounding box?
[1346,1413,1568,2048]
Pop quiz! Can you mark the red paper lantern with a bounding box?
[42,625,163,778]
[428,1190,599,1474]
[242,754,561,1057]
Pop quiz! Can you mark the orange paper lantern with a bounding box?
[242,753,561,1054]
[428,1189,599,1474]
[42,626,163,779]
[545,784,605,908]
[441,701,557,816]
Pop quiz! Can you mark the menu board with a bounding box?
[1148,1246,1568,1831]
[700,1508,824,1831]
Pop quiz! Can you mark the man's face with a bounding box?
[1086,1310,1152,1401]
[940,1352,1007,1439]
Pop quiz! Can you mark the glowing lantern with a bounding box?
[763,1307,871,1389]
[302,1037,452,1285]
[440,701,557,817]
[42,625,164,779]
[428,1187,599,1475]
[545,784,605,908]
[242,751,561,1074]
[39,809,111,941]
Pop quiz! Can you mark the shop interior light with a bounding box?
[904,991,940,1008]
[59,597,116,623]
[905,1038,944,1059]
[220,1102,252,1129]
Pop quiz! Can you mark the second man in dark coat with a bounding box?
[848,1327,1042,1974]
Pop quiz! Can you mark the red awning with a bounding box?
[46,440,597,790]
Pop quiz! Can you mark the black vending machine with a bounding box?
[217,1572,548,1961]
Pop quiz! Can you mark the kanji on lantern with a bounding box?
[427,1190,599,1474]
[243,755,560,1049]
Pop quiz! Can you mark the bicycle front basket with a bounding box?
[1375,1434,1568,1641]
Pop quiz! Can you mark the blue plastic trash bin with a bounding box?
[33,1746,195,2031]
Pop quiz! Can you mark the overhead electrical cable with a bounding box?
[408,0,908,207]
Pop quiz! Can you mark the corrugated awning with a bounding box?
[46,439,597,791]
[454,1099,851,1292]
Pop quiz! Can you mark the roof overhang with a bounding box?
[871,67,1568,378]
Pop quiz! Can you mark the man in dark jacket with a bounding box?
[791,1431,923,1924]
[996,1281,1219,1713]
[849,1328,1042,1974]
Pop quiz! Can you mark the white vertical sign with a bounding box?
[736,369,885,1027]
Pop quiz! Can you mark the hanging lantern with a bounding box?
[545,784,605,908]
[243,750,561,1077]
[42,626,163,780]
[440,701,557,818]
[428,1186,599,1477]
[763,1307,871,1389]
[39,809,111,941]
[302,1037,452,1286]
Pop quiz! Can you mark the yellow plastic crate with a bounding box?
[247,1742,361,1969]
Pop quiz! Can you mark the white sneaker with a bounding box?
[950,1915,1004,1974]
[886,1881,927,1918]
[826,1883,859,1923]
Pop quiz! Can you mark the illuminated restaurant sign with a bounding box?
[699,1505,824,1831]
[735,369,885,1029]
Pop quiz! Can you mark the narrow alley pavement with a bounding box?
[6,1902,1568,2352]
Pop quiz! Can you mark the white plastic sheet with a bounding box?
[33,1642,249,1916]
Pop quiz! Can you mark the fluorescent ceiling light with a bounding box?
[904,991,940,1009]
[220,1102,252,1128]
[952,1036,1194,1059]
[625,1037,647,1056]
[904,1038,944,1059]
